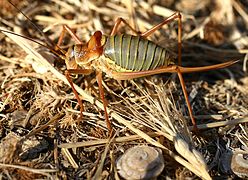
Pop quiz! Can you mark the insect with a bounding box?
[1,1,237,134]
[59,14,236,133]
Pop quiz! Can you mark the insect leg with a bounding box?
[56,25,83,50]
[176,68,196,129]
[111,13,182,64]
[111,60,237,128]
[65,69,93,120]
[96,71,113,133]
[140,12,182,65]
[66,69,112,133]
[110,61,237,80]
[112,66,195,127]
[110,17,140,35]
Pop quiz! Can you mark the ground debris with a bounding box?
[0,0,247,179]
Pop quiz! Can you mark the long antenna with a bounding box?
[0,29,66,59]
[7,0,55,48]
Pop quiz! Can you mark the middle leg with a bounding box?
[96,71,112,133]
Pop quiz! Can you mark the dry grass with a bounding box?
[0,0,248,179]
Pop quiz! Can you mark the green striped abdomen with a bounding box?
[103,34,174,71]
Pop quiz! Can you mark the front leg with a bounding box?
[65,68,112,133]
[65,69,92,120]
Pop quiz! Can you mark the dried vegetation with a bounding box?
[0,0,248,179]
